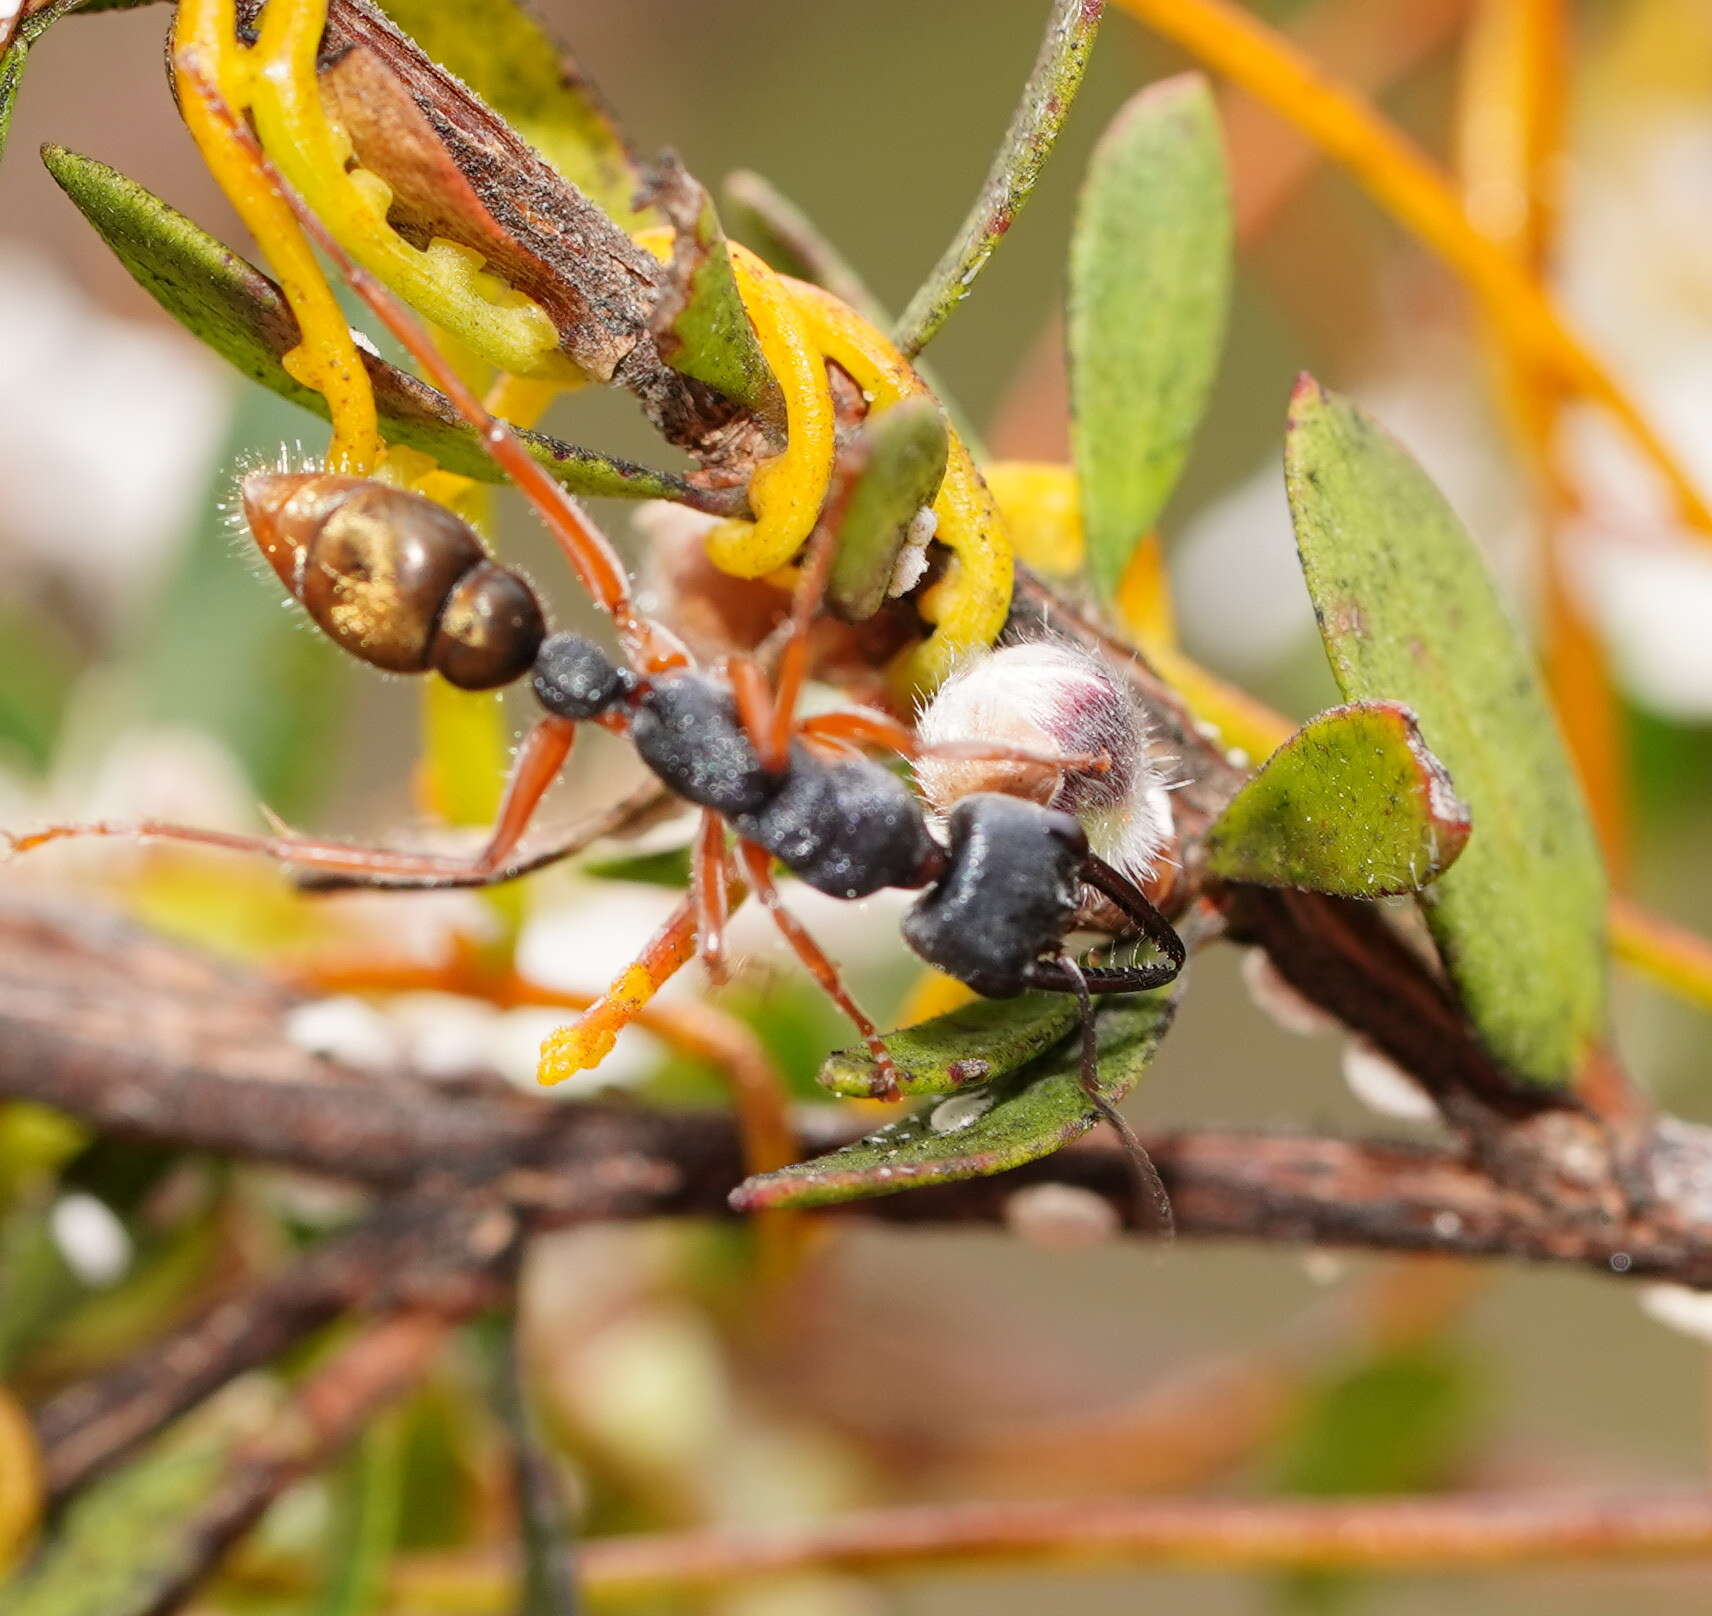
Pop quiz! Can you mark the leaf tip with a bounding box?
[1288,369,1327,414]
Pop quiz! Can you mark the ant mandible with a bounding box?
[10,76,1186,1111]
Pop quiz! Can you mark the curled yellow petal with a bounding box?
[173,0,381,472]
[247,0,566,381]
[701,244,837,579]
[787,279,1012,698]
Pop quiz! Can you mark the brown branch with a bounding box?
[34,1192,517,1501]
[4,906,1711,1288]
[554,1491,1712,1591]
[123,1311,456,1616]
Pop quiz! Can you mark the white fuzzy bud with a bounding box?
[914,641,1174,882]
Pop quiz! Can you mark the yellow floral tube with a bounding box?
[700,244,838,579]
[787,278,1013,698]
[173,0,381,472]
[247,0,567,381]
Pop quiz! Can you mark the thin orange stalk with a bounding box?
[1110,0,1712,542]
[1453,0,1630,876]
[1610,899,1712,1014]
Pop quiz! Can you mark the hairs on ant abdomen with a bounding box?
[10,74,1184,1133]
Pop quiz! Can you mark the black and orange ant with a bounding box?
[10,88,1185,1147]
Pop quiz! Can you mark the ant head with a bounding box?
[532,632,636,721]
[901,793,1090,996]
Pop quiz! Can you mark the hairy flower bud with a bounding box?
[914,640,1174,882]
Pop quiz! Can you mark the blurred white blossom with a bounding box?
[0,242,229,632]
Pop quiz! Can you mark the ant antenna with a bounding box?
[1057,953,1174,1241]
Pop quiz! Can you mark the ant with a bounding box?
[10,79,1185,1200]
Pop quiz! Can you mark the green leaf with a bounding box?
[818,990,1078,1099]
[1284,378,1606,1087]
[375,0,651,232]
[0,605,80,774]
[1068,74,1232,601]
[0,1198,80,1375]
[894,0,1105,357]
[42,147,705,506]
[1272,1344,1479,1613]
[737,990,1175,1209]
[582,844,694,888]
[1204,702,1471,897]
[649,165,781,416]
[827,397,950,622]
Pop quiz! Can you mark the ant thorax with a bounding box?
[913,640,1175,884]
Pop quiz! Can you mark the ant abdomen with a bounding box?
[240,473,546,690]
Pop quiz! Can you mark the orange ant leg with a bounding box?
[767,443,864,762]
[537,875,747,1084]
[473,716,575,873]
[737,840,901,1101]
[7,820,483,880]
[181,68,688,676]
[727,654,785,773]
[796,708,1110,775]
[12,717,576,887]
[692,810,733,985]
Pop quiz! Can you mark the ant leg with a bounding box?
[736,841,902,1101]
[692,811,733,985]
[469,716,576,874]
[12,717,575,888]
[797,708,1109,775]
[726,654,784,772]
[180,67,688,674]
[765,448,862,761]
[1053,954,1174,1239]
[537,886,739,1084]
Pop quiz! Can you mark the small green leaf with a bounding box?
[375,0,652,231]
[738,990,1175,1209]
[1285,378,1606,1087]
[42,147,705,506]
[818,991,1079,1099]
[1069,74,1232,601]
[1272,1344,1479,1613]
[0,605,80,774]
[895,0,1105,356]
[1204,702,1471,897]
[827,397,950,622]
[650,164,780,417]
